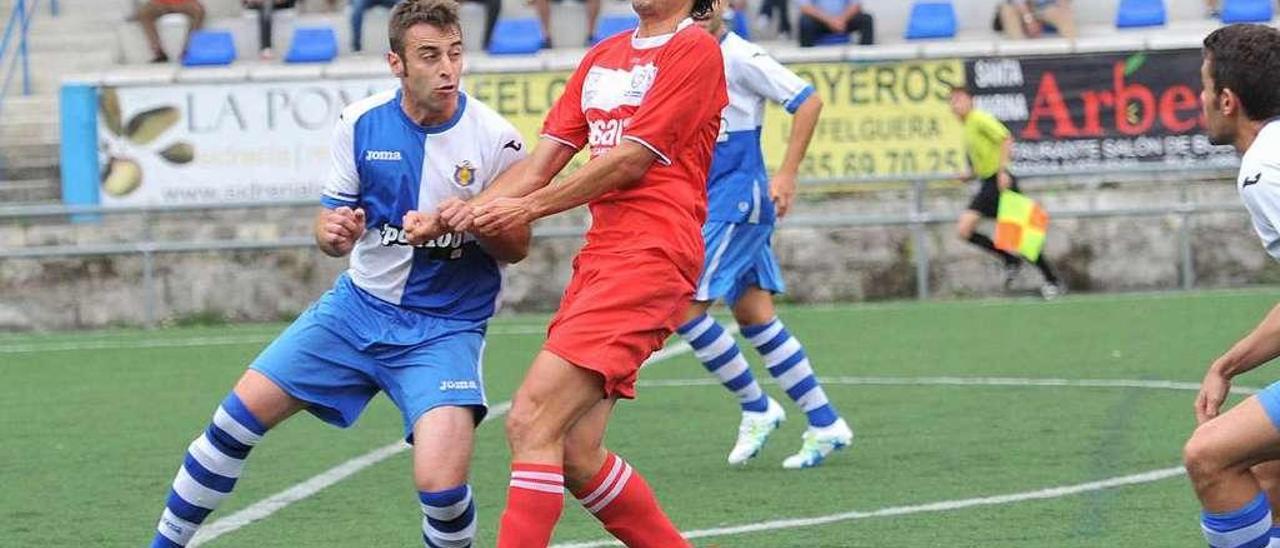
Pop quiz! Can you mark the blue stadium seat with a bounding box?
[1221,0,1274,23]
[182,30,237,67]
[285,27,338,64]
[1115,0,1166,28]
[905,1,957,40]
[488,18,543,55]
[592,13,640,45]
[814,33,850,46]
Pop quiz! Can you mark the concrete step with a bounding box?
[0,177,59,203]
[0,119,59,142]
[0,158,57,181]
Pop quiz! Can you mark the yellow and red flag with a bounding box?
[994,190,1049,262]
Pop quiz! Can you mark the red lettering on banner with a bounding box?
[1113,62,1157,136]
[1022,73,1079,139]
[1159,86,1200,133]
[1079,91,1113,137]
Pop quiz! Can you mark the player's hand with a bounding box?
[1195,364,1232,425]
[321,206,366,255]
[473,197,535,238]
[770,173,798,218]
[403,210,446,246]
[997,170,1013,191]
[437,198,476,233]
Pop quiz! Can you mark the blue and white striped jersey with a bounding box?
[710,31,815,225]
[1239,120,1280,261]
[321,90,526,320]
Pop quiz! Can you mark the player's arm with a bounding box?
[1196,304,1280,423]
[480,142,578,203]
[315,111,364,257]
[774,93,822,217]
[475,218,532,263]
[740,49,823,217]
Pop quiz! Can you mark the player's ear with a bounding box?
[388,51,406,78]
[1220,88,1238,117]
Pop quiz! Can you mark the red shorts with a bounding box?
[544,249,696,399]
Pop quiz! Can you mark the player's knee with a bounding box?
[1183,426,1232,484]
[504,399,557,452]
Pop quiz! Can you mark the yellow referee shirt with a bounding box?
[963,109,1011,179]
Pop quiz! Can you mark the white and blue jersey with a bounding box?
[1235,120,1280,432]
[251,90,526,439]
[695,32,814,305]
[709,31,814,226]
[322,90,526,321]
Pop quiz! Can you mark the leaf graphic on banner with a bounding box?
[159,142,194,164]
[100,88,123,137]
[125,107,179,145]
[1127,102,1140,125]
[1123,53,1147,77]
[102,158,142,197]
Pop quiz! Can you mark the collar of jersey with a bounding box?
[395,89,468,134]
[631,18,694,49]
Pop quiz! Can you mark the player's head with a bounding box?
[1201,24,1280,147]
[949,86,974,119]
[388,0,464,116]
[692,0,727,35]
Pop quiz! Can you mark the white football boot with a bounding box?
[727,397,786,465]
[782,418,854,469]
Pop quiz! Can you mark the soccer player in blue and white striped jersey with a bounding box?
[148,2,529,547]
[1182,24,1280,548]
[678,1,852,470]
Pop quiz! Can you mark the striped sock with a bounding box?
[742,317,838,428]
[151,392,267,548]
[497,463,564,548]
[676,314,768,412]
[420,484,477,548]
[1270,526,1280,548]
[571,453,688,547]
[1202,492,1273,548]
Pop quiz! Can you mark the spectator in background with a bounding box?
[797,0,873,47]
[138,0,206,63]
[755,0,792,40]
[351,0,400,53]
[242,0,297,60]
[466,0,501,50]
[1205,0,1220,18]
[530,0,600,49]
[997,0,1076,40]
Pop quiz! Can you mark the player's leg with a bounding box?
[584,0,601,46]
[1184,389,1280,548]
[411,407,478,548]
[675,222,782,464]
[497,351,609,548]
[1040,3,1077,38]
[735,285,852,469]
[150,371,305,548]
[1250,460,1280,546]
[563,399,690,547]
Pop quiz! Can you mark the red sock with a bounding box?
[497,463,565,548]
[571,453,689,548]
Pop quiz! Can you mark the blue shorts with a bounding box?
[694,221,786,306]
[250,275,488,441]
[1258,381,1280,431]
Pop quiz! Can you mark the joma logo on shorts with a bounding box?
[365,150,402,162]
[439,380,479,391]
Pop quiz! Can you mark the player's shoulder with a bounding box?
[1240,121,1280,190]
[339,89,397,126]
[720,31,765,62]
[460,94,516,134]
[670,23,721,51]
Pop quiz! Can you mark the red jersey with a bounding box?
[541,20,728,283]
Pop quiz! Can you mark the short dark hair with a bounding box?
[389,0,462,57]
[1203,23,1280,121]
[949,85,972,97]
[691,0,714,20]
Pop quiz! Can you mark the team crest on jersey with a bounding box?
[453,161,476,187]
[629,63,657,95]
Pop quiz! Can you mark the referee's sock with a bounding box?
[966,233,1021,266]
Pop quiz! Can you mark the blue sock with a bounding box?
[1270,526,1280,547]
[677,314,769,412]
[1201,492,1273,548]
[152,393,268,547]
[420,484,476,548]
[742,317,839,427]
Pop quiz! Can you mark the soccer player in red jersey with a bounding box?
[436,0,726,545]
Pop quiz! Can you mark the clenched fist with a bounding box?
[319,206,366,256]
[403,210,446,246]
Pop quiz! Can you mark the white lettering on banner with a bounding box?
[98,78,397,208]
[973,59,1024,89]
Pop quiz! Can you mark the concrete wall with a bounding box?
[2,178,1279,330]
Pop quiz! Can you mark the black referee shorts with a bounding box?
[967,173,1020,219]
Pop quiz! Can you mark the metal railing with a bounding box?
[0,0,56,118]
[0,165,1246,326]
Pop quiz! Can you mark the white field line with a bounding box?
[552,466,1188,548]
[0,325,547,354]
[187,325,733,546]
